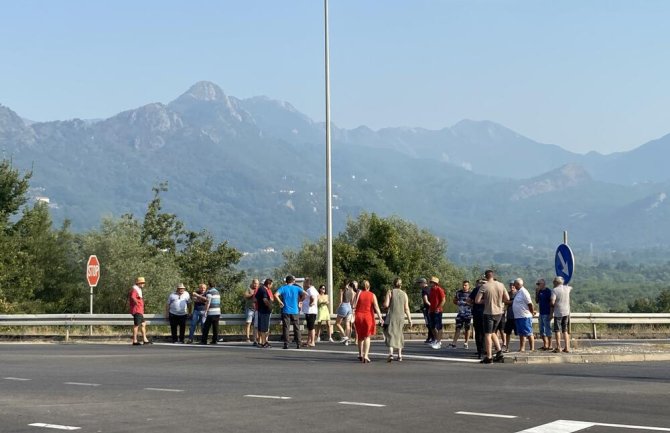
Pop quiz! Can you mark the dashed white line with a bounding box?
[143,387,184,392]
[244,395,292,400]
[63,382,100,387]
[456,411,518,419]
[339,401,386,407]
[28,423,81,430]
[4,377,32,381]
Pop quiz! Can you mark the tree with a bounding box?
[0,159,31,230]
[278,213,464,311]
[141,182,193,254]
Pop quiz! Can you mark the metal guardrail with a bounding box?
[2,313,670,340]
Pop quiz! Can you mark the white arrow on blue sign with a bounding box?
[555,243,575,284]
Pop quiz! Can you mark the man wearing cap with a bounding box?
[129,277,150,346]
[475,270,509,364]
[428,277,446,349]
[417,278,433,344]
[166,283,191,344]
[275,275,306,349]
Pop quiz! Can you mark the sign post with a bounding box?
[86,255,101,335]
[554,232,575,284]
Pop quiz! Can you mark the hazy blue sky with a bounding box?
[1,0,668,154]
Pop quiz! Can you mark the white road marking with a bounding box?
[516,420,670,432]
[63,382,100,387]
[144,388,184,392]
[244,395,292,400]
[4,377,32,381]
[28,423,81,430]
[456,411,517,419]
[339,401,386,407]
[516,420,595,432]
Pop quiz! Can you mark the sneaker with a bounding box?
[463,342,469,349]
[480,357,493,364]
[431,341,442,350]
[448,343,457,348]
[252,341,258,347]
[424,337,432,344]
[186,339,193,344]
[316,336,321,342]
[283,343,289,349]
[501,345,508,353]
[329,338,335,342]
[493,351,504,362]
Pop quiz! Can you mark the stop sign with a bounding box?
[86,255,101,287]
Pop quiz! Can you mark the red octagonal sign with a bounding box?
[87,255,101,287]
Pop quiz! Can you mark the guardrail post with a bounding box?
[65,325,70,343]
[592,323,598,340]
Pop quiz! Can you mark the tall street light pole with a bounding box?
[324,0,334,312]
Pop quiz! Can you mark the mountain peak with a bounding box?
[178,81,227,102]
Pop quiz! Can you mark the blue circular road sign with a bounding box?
[555,243,575,284]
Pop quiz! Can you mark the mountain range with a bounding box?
[1,81,669,265]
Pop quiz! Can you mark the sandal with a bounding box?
[387,355,393,363]
[396,355,403,362]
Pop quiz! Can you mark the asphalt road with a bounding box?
[1,342,669,433]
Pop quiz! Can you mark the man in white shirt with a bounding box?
[165,283,191,344]
[511,278,536,352]
[301,277,319,347]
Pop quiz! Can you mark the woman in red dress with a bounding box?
[353,280,384,363]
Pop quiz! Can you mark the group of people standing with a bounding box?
[128,277,222,346]
[419,270,573,364]
[128,271,573,366]
[241,275,413,363]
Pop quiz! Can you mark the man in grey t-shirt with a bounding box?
[551,276,573,353]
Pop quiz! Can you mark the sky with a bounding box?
[1,0,668,154]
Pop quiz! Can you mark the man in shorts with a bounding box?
[535,278,553,350]
[129,277,150,346]
[511,278,536,352]
[475,270,509,364]
[255,279,274,348]
[417,277,433,344]
[449,280,472,349]
[551,276,573,353]
[301,277,319,347]
[243,279,259,343]
[428,277,446,349]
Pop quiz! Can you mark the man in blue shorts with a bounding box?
[511,278,536,352]
[535,279,552,350]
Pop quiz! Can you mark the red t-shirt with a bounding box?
[129,286,145,315]
[428,285,446,313]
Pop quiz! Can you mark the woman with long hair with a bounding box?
[353,280,384,363]
[335,281,357,344]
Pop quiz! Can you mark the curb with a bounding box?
[511,352,670,364]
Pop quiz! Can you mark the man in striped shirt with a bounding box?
[200,281,221,345]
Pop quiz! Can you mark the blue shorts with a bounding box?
[336,302,352,318]
[539,314,552,336]
[431,312,443,330]
[515,317,533,337]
